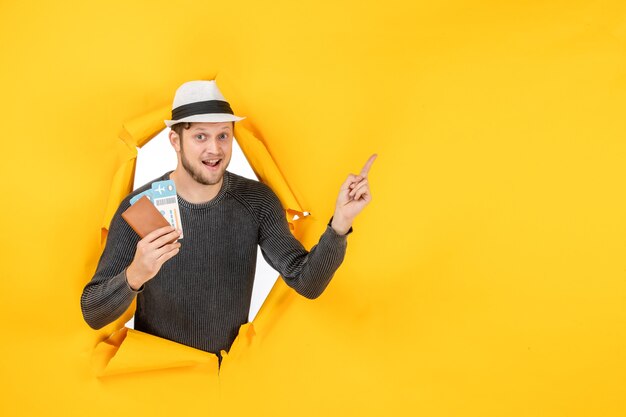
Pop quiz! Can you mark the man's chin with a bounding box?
[196,169,225,186]
[180,154,229,186]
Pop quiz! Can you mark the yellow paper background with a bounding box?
[1,1,625,416]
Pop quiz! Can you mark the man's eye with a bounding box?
[219,134,228,140]
[196,134,205,140]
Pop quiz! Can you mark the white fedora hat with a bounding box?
[164,80,246,127]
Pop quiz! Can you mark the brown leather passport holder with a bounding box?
[121,195,171,239]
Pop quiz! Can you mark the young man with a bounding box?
[81,80,376,357]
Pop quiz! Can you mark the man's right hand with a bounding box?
[126,226,182,290]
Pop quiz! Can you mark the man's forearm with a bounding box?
[279,223,349,299]
[80,269,140,329]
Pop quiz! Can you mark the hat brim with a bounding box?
[164,113,246,127]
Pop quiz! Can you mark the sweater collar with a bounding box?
[165,170,231,210]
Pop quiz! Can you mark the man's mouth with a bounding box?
[202,158,222,169]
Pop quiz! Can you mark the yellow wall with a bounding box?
[1,1,625,415]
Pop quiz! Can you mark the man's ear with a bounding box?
[169,129,181,152]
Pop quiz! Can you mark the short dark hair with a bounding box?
[171,122,192,139]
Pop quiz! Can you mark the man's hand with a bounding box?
[126,226,182,290]
[331,154,377,235]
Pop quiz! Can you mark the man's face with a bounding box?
[173,122,233,186]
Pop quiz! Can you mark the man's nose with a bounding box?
[204,137,220,154]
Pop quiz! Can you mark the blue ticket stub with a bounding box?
[130,189,154,205]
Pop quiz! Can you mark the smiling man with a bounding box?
[80,80,376,359]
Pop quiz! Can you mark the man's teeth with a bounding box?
[204,159,220,167]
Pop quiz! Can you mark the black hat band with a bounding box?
[171,100,234,120]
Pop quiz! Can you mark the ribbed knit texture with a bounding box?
[81,170,349,355]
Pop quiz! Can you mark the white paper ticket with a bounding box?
[151,180,184,239]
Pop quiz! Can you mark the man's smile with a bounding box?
[202,158,223,170]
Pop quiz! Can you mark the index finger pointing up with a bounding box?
[360,154,378,177]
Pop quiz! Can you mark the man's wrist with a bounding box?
[125,266,144,292]
[330,214,353,236]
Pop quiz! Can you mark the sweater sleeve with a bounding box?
[257,187,351,299]
[80,199,143,329]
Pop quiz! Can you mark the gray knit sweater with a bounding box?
[81,170,350,355]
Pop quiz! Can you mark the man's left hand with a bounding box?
[331,154,377,235]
